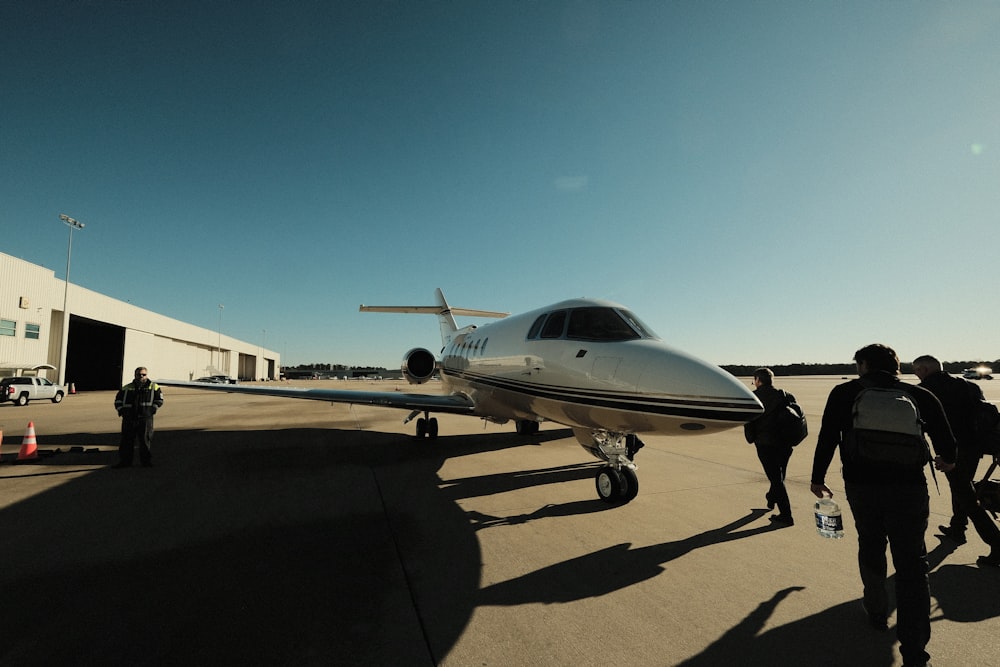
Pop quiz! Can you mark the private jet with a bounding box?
[160,289,763,504]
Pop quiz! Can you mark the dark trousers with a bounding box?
[945,455,1000,549]
[845,481,930,667]
[119,417,154,465]
[755,444,793,517]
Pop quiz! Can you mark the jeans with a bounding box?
[845,481,930,666]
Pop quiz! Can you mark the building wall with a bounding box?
[1,252,278,385]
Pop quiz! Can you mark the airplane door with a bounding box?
[591,356,622,381]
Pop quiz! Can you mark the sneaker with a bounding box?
[769,514,794,526]
[976,553,1000,568]
[861,601,888,631]
[938,525,967,545]
[765,493,776,510]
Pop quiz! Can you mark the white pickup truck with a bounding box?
[0,377,67,406]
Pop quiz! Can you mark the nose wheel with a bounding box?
[595,465,639,504]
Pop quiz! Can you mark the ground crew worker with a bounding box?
[113,366,164,468]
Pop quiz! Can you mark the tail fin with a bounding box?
[360,288,508,348]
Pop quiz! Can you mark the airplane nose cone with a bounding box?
[636,343,763,425]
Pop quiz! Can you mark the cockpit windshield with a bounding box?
[527,306,660,342]
[564,307,651,341]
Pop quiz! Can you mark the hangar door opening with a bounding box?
[238,353,256,381]
[67,315,126,391]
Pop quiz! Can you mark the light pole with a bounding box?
[261,328,267,380]
[58,214,85,386]
[217,304,224,374]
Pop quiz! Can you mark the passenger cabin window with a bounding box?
[567,307,641,341]
[540,310,567,338]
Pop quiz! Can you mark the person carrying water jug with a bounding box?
[810,344,955,667]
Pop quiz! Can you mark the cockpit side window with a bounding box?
[567,307,641,341]
[527,314,546,339]
[540,310,567,339]
[618,309,659,339]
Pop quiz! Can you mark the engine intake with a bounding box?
[402,347,438,384]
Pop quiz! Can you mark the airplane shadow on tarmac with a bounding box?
[0,425,592,665]
[5,426,997,665]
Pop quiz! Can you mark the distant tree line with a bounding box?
[722,360,999,377]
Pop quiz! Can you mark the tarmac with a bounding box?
[1,375,999,666]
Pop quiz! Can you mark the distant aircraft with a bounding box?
[160,289,763,504]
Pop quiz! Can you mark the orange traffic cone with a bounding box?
[17,421,38,460]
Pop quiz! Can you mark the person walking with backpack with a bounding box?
[811,344,955,667]
[744,368,803,526]
[912,354,1000,567]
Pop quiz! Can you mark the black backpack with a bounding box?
[776,393,808,447]
[971,396,1000,458]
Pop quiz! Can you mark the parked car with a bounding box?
[0,376,66,405]
[963,367,994,380]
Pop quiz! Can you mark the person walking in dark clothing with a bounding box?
[811,344,955,667]
[913,354,1000,567]
[744,368,798,525]
[113,366,164,468]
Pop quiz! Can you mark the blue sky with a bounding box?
[3,1,999,369]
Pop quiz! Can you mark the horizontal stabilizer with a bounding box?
[359,305,508,318]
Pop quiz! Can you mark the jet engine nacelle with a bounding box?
[402,347,438,385]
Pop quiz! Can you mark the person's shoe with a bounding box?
[765,493,775,510]
[861,601,888,631]
[938,525,967,545]
[976,552,1000,568]
[112,462,131,469]
[769,514,794,526]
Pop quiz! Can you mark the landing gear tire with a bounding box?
[620,466,639,503]
[596,466,625,503]
[515,420,539,435]
[415,417,439,439]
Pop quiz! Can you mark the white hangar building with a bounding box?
[0,251,279,390]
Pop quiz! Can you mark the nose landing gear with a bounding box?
[591,433,644,504]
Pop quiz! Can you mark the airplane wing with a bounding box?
[157,379,476,414]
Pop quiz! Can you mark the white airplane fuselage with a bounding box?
[432,298,762,437]
[161,292,763,504]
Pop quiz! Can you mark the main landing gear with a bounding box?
[593,433,645,504]
[406,410,439,439]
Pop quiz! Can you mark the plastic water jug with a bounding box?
[814,498,844,539]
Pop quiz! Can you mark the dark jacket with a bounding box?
[811,371,956,486]
[115,379,164,419]
[744,384,795,448]
[919,371,984,458]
